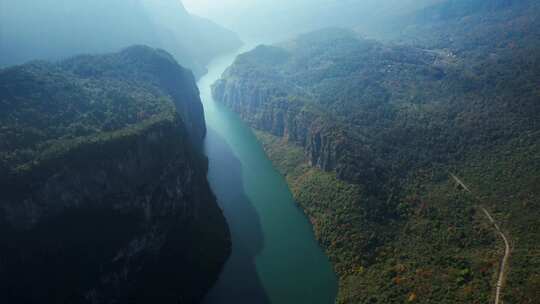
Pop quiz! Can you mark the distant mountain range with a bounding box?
[0,0,241,77]
[185,0,443,42]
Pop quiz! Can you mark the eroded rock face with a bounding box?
[0,47,230,304]
[212,65,381,188]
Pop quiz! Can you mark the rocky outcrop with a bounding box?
[213,78,340,169]
[0,46,230,304]
[212,49,381,188]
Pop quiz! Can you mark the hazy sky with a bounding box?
[0,0,240,72]
[182,0,248,15]
[182,0,337,18]
[181,0,442,42]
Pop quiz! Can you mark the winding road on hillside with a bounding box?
[450,174,511,304]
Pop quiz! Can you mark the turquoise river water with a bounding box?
[200,49,338,304]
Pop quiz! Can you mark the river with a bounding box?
[199,48,338,304]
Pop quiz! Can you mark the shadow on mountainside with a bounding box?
[203,128,270,304]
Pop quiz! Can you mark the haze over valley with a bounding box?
[1,1,538,303]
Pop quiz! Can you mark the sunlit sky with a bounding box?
[181,0,333,19]
[180,0,444,41]
[182,0,248,17]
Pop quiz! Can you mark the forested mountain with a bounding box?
[0,46,230,303]
[389,0,539,48]
[0,0,241,77]
[212,1,539,302]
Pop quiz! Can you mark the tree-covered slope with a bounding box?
[214,27,538,188]
[392,0,540,52]
[212,2,539,302]
[0,45,207,170]
[0,0,242,77]
[0,46,230,304]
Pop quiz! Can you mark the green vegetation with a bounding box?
[0,45,203,172]
[257,131,539,303]
[216,1,540,302]
[0,46,229,303]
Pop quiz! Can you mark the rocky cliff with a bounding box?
[213,76,379,186]
[0,46,230,303]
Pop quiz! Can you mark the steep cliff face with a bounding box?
[213,77,370,183]
[0,46,230,303]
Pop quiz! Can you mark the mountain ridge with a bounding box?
[0,46,230,303]
[0,0,242,77]
[212,1,539,301]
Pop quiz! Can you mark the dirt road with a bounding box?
[450,174,510,304]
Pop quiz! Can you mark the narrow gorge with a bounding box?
[200,50,338,304]
[1,1,539,303]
